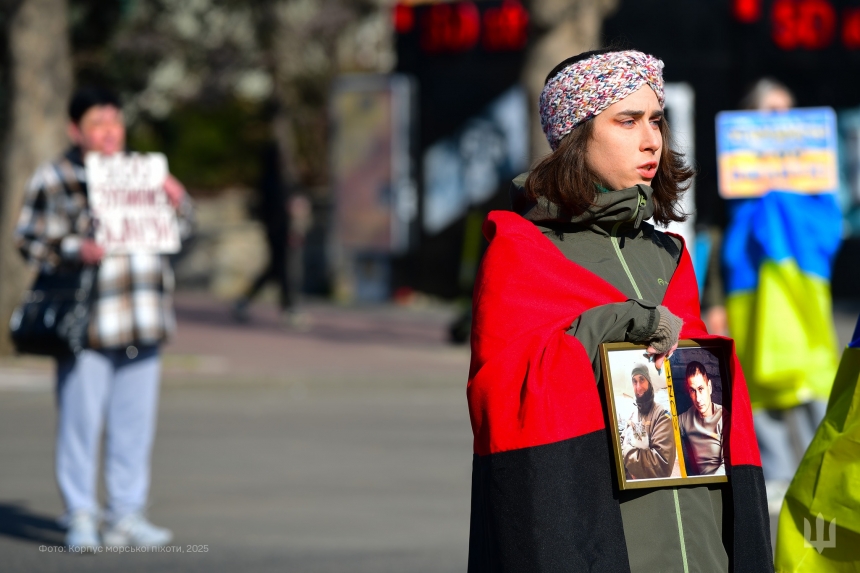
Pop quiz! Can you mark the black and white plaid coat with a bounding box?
[14,147,194,350]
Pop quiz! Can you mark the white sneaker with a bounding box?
[102,513,172,547]
[66,511,100,552]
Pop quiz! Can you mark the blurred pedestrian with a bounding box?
[467,49,772,572]
[14,87,193,550]
[723,78,841,514]
[232,141,310,327]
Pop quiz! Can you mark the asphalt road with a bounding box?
[0,297,473,573]
[2,295,858,572]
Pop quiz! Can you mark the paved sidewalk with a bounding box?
[163,293,470,387]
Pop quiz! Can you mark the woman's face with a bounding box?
[585,86,663,191]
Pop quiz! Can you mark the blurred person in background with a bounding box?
[700,80,799,336]
[467,49,772,572]
[14,87,193,550]
[722,78,842,514]
[232,141,310,328]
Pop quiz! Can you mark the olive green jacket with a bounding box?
[511,174,730,573]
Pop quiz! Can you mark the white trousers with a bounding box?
[55,346,161,522]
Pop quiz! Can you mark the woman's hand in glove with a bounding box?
[647,342,678,371]
[646,306,682,370]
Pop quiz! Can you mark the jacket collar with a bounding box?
[65,146,85,167]
[510,173,655,231]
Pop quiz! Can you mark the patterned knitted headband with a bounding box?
[539,50,665,151]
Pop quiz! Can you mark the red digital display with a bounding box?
[398,1,529,54]
[482,1,529,51]
[844,8,860,48]
[733,0,763,23]
[772,0,836,49]
[733,0,860,50]
[798,0,837,48]
[420,2,481,53]
[772,0,801,48]
[394,4,415,35]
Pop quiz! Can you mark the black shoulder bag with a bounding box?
[9,265,97,357]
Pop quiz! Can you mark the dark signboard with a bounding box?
[394,1,530,298]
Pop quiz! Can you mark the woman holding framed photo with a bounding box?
[467,50,772,572]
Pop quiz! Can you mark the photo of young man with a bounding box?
[678,361,725,476]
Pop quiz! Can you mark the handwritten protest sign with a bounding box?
[716,107,839,199]
[85,152,181,254]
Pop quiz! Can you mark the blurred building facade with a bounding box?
[333,0,860,302]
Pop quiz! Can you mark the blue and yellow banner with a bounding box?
[717,108,839,199]
[723,191,841,410]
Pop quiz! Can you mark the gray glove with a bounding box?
[648,305,682,353]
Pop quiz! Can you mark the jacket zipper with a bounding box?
[612,189,690,572]
[610,219,644,300]
[673,489,690,573]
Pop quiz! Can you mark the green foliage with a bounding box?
[63,0,390,191]
[128,100,270,190]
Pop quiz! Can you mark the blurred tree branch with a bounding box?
[251,0,382,192]
[98,0,390,191]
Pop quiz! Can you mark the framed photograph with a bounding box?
[599,341,730,490]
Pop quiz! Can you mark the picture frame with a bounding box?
[599,340,730,490]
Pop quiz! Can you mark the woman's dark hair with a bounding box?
[68,87,122,124]
[525,49,694,227]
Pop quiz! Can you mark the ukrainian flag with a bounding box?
[723,191,842,410]
[774,318,860,572]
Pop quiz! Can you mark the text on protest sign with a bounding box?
[85,152,181,254]
[716,107,839,199]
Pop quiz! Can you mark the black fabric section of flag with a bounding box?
[468,429,631,573]
[722,464,774,573]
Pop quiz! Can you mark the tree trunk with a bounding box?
[0,0,72,355]
[523,0,619,161]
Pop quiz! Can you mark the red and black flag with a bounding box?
[467,211,771,572]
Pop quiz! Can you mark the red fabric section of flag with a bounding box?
[661,233,762,469]
[467,210,762,469]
